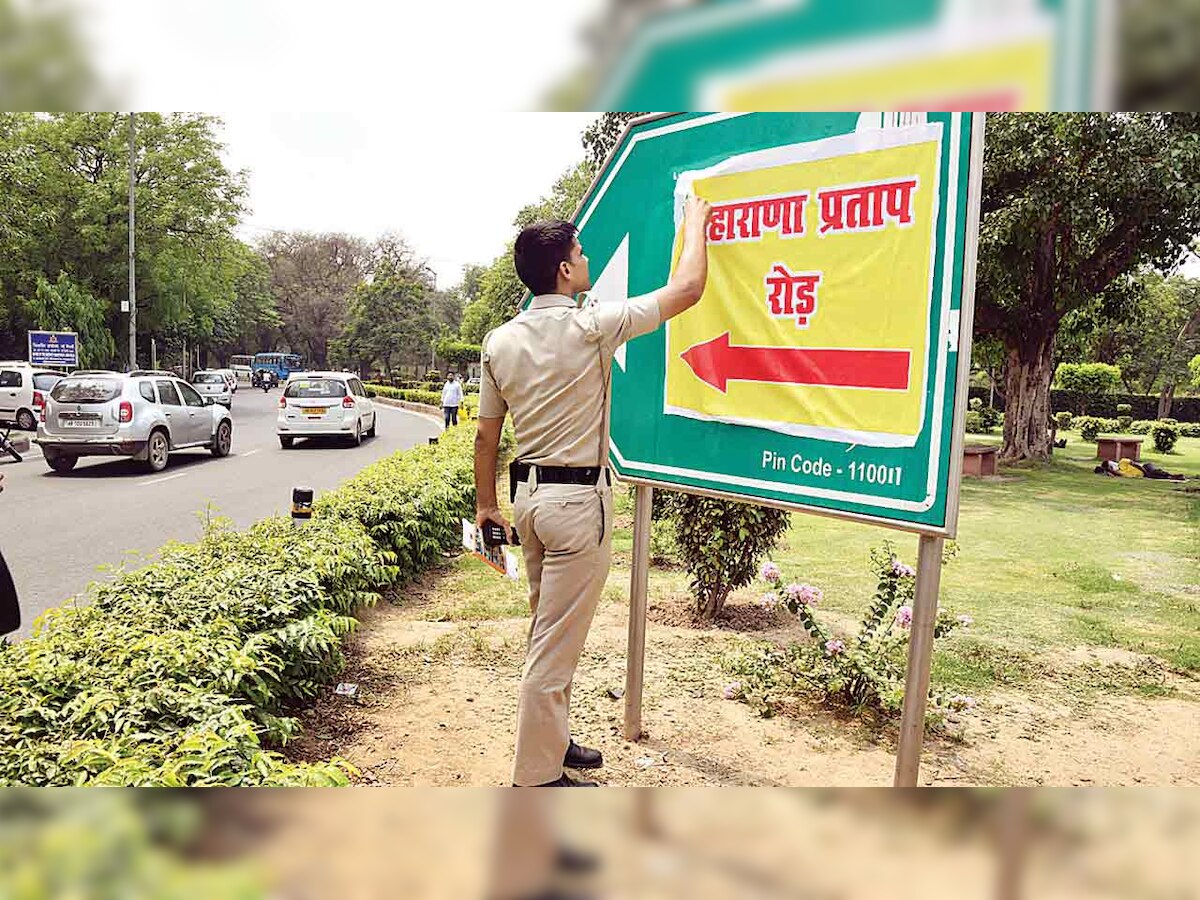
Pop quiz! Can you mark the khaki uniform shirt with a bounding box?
[479,293,662,467]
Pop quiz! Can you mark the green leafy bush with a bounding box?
[1180,422,1200,438]
[978,405,1001,429]
[1054,411,1073,430]
[659,492,791,620]
[0,425,499,786]
[1075,416,1120,441]
[1118,415,1133,431]
[723,544,971,723]
[1129,419,1156,435]
[365,383,479,417]
[964,411,988,433]
[1151,422,1180,453]
[1161,417,1179,427]
[1116,403,1132,417]
[1055,362,1121,413]
[1075,416,1103,441]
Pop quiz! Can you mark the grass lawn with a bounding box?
[694,430,1200,695]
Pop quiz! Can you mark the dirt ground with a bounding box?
[287,558,1200,787]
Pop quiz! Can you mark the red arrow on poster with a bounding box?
[680,332,911,394]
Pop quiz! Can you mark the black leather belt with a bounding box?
[510,461,611,501]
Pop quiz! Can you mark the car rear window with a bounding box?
[194,373,225,384]
[51,376,121,403]
[285,379,347,399]
[33,373,63,391]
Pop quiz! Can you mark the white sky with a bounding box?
[217,112,597,288]
[74,0,607,289]
[80,0,606,110]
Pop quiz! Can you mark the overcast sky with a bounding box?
[217,112,597,289]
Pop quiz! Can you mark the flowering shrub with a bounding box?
[723,543,973,724]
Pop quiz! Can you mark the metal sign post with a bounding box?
[533,112,984,785]
[624,485,653,740]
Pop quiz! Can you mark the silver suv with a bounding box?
[36,370,233,474]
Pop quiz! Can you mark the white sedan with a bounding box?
[277,372,377,448]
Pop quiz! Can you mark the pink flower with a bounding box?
[891,560,916,578]
[956,614,974,627]
[759,562,781,582]
[758,592,780,610]
[896,605,913,628]
[722,682,742,700]
[784,583,823,607]
[824,639,846,656]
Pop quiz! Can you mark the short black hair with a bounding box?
[514,220,577,296]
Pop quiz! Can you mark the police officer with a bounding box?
[474,196,713,787]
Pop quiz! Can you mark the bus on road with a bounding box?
[252,352,303,385]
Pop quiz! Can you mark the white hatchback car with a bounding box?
[0,361,65,431]
[191,370,233,407]
[276,372,377,448]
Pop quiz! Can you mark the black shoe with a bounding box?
[513,773,598,787]
[563,739,603,770]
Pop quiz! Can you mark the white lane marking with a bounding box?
[241,449,260,458]
[141,472,188,486]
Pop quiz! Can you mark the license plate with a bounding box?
[60,418,98,428]
[305,408,327,416]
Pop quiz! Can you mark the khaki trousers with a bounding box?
[510,473,613,786]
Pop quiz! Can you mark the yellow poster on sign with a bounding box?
[665,121,942,448]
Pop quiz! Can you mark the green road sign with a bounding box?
[597,0,1106,112]
[560,112,983,537]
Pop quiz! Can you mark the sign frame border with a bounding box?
[561,112,984,540]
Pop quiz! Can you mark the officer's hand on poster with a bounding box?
[683,194,713,231]
[0,472,21,637]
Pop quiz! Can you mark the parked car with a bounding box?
[0,362,65,431]
[277,372,377,448]
[37,370,233,474]
[192,370,233,407]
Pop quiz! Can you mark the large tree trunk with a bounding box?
[1000,334,1055,462]
[1157,383,1175,420]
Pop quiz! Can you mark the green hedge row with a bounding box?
[366,383,479,417]
[0,425,502,786]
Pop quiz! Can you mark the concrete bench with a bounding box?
[962,445,998,477]
[1096,437,1142,462]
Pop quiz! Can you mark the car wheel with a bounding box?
[279,436,294,449]
[46,453,77,473]
[349,420,362,447]
[15,408,36,432]
[146,430,170,473]
[211,420,232,457]
[366,413,377,438]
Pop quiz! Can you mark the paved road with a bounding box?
[0,387,442,640]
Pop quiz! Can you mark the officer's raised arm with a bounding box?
[652,195,713,321]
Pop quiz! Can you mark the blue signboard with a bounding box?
[28,331,79,368]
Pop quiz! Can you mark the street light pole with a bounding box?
[127,112,137,371]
